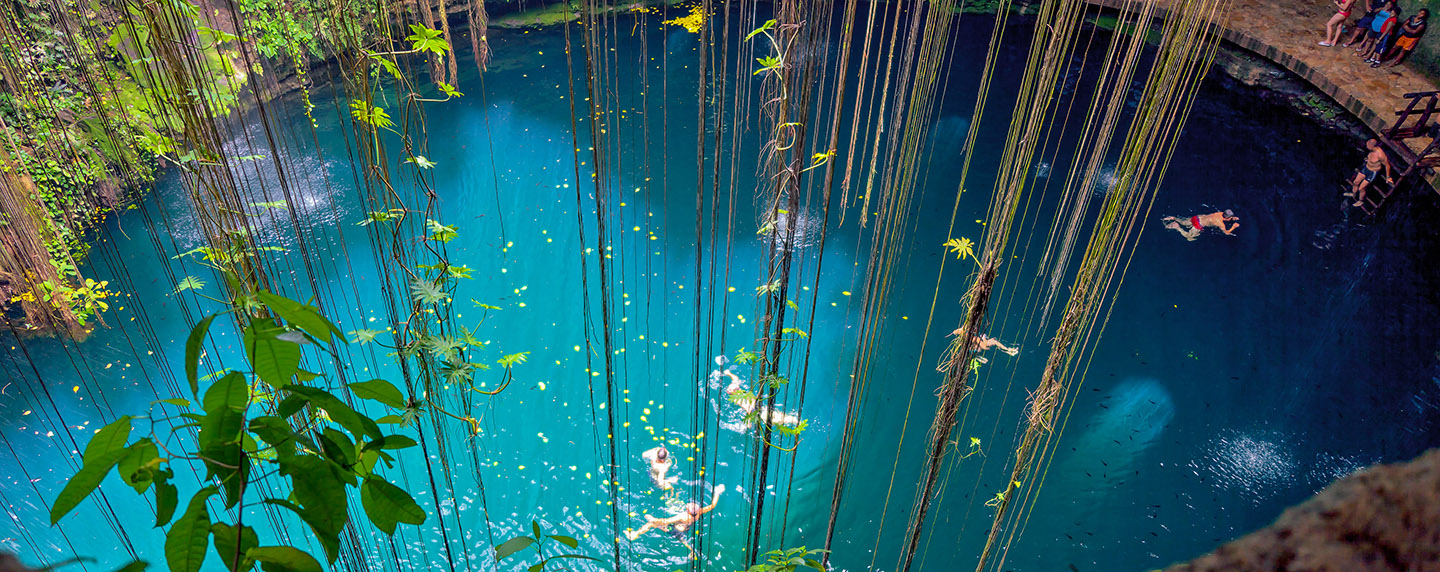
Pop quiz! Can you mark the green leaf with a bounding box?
[366,435,417,451]
[532,520,542,540]
[247,547,322,572]
[550,554,599,562]
[155,398,192,408]
[745,19,776,41]
[347,329,382,344]
[317,428,356,467]
[285,386,382,441]
[154,478,178,527]
[173,276,206,294]
[276,394,309,419]
[405,155,437,169]
[186,314,218,397]
[548,535,579,548]
[211,522,258,572]
[255,291,343,344]
[277,456,348,535]
[199,372,250,507]
[50,416,133,524]
[165,487,217,572]
[375,415,404,425]
[117,439,160,493]
[359,476,425,535]
[494,536,535,560]
[348,379,405,409]
[248,416,314,458]
[526,563,543,572]
[111,561,148,572]
[244,319,300,387]
[405,23,449,54]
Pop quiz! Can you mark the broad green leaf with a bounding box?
[248,416,315,458]
[548,534,579,548]
[276,394,309,419]
[285,386,382,441]
[348,379,405,409]
[247,547,322,572]
[186,315,218,397]
[165,487,217,572]
[531,520,542,541]
[117,439,160,493]
[155,398,192,408]
[375,415,404,425]
[244,319,300,387]
[347,329,382,345]
[154,478,178,527]
[50,416,133,524]
[317,428,356,467]
[277,456,348,535]
[526,563,543,572]
[199,372,250,507]
[111,561,148,572]
[359,476,425,534]
[493,536,534,560]
[255,291,343,344]
[211,522,258,572]
[361,435,417,452]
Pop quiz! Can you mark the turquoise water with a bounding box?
[3,8,1440,572]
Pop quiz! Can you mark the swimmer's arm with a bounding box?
[1382,152,1394,181]
[699,485,725,514]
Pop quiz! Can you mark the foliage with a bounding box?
[50,291,427,570]
[944,237,979,265]
[493,520,598,571]
[744,547,827,572]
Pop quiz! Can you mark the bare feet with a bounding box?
[1353,200,1364,207]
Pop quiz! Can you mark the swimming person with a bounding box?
[641,446,679,490]
[1347,138,1393,207]
[624,484,726,558]
[1161,210,1239,241]
[951,329,1020,364]
[722,369,801,427]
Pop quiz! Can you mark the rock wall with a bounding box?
[1165,448,1440,571]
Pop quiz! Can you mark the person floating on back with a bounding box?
[722,369,801,427]
[623,484,726,559]
[1347,138,1393,207]
[641,446,679,490]
[1161,210,1239,241]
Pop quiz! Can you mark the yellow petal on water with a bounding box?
[72,386,79,393]
[538,381,547,390]
[842,291,852,296]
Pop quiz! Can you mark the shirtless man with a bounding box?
[641,446,679,490]
[1348,138,1393,207]
[1162,210,1239,241]
[624,485,726,558]
[722,370,800,427]
[949,329,1020,364]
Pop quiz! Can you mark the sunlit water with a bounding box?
[3,8,1440,572]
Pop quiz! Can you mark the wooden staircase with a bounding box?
[1360,90,1440,215]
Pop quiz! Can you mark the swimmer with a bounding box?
[624,484,726,558]
[641,446,679,490]
[1161,210,1239,241]
[1347,138,1393,207]
[951,329,1019,364]
[722,370,801,427]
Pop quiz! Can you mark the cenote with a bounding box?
[2,1,1439,572]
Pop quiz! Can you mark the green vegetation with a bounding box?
[50,290,425,571]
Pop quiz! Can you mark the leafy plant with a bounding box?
[744,547,827,572]
[944,237,979,265]
[494,520,597,571]
[49,291,427,571]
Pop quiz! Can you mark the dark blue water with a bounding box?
[2,9,1438,572]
